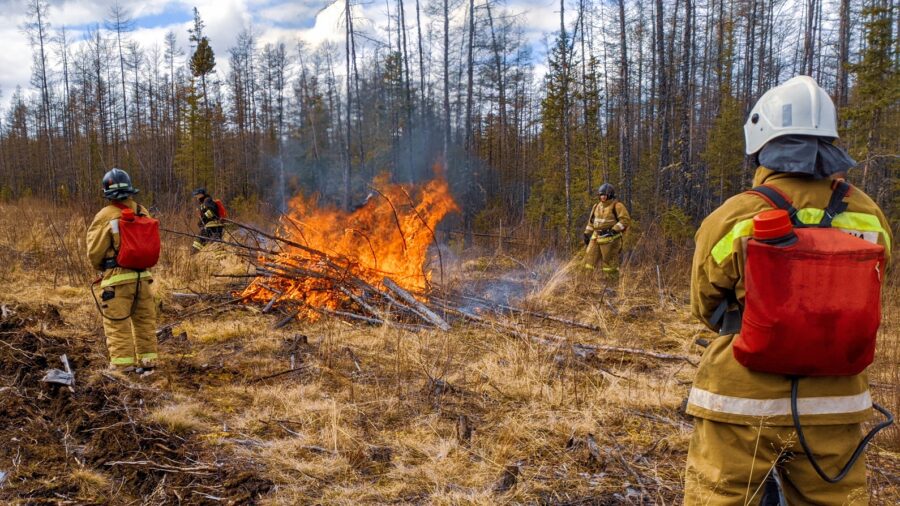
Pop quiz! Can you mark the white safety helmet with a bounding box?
[744,75,839,155]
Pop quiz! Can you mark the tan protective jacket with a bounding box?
[688,167,892,426]
[585,199,631,234]
[86,198,153,288]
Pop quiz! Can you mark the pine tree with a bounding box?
[844,0,898,215]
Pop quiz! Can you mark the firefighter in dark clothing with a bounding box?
[191,188,224,251]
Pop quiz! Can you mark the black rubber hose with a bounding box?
[791,377,894,483]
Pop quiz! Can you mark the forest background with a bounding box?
[0,0,897,246]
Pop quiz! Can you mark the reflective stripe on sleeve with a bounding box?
[687,387,872,417]
[711,209,890,264]
[110,219,120,234]
[100,271,152,287]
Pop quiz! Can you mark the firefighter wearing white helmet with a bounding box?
[684,76,893,504]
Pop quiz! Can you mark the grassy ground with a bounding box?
[0,201,896,505]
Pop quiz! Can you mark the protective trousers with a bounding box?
[584,234,622,279]
[100,280,159,367]
[192,225,224,251]
[684,418,868,505]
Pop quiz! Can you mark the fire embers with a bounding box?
[242,172,458,322]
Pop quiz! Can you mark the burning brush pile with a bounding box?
[240,173,458,328]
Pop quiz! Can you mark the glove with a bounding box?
[583,232,591,246]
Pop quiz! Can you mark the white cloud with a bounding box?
[0,0,564,112]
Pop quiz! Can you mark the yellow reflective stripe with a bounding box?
[711,219,754,264]
[798,209,891,251]
[583,264,595,270]
[110,356,136,365]
[192,241,203,249]
[139,352,158,360]
[688,387,872,417]
[204,222,224,228]
[602,267,618,273]
[711,209,890,265]
[100,271,152,287]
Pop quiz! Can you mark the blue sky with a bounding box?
[0,0,569,110]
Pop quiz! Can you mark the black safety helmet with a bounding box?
[192,187,208,197]
[597,183,615,199]
[102,168,138,200]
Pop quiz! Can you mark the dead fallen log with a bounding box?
[338,287,380,318]
[383,277,450,331]
[171,292,202,300]
[273,310,301,329]
[262,293,280,314]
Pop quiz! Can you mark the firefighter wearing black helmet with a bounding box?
[583,183,631,280]
[86,168,159,375]
[191,188,224,251]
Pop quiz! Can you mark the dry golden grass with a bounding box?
[0,201,897,504]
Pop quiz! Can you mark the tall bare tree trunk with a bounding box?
[835,0,851,109]
[464,0,476,243]
[617,0,632,209]
[655,0,670,209]
[560,0,573,240]
[344,0,352,209]
[443,0,451,170]
[802,0,817,76]
[580,0,594,196]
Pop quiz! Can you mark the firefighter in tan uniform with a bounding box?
[685,76,893,504]
[87,169,159,374]
[583,183,631,280]
[191,187,225,252]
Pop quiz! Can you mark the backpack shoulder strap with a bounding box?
[112,200,146,217]
[819,180,851,228]
[747,185,802,226]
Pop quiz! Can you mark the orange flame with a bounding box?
[242,169,458,320]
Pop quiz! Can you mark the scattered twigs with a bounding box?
[456,294,603,332]
[367,185,408,255]
[156,296,249,336]
[399,186,444,287]
[248,365,310,384]
[610,442,649,498]
[160,227,275,255]
[383,277,450,331]
[435,300,695,365]
[345,228,379,270]
[104,460,216,475]
[317,307,425,331]
[223,218,340,268]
